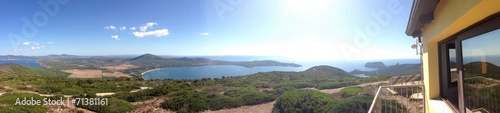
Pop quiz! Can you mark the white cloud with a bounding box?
[104,25,117,30]
[111,35,120,40]
[47,42,55,44]
[30,46,44,50]
[139,22,158,32]
[103,22,168,38]
[22,42,39,46]
[119,26,126,31]
[200,33,209,36]
[133,29,169,38]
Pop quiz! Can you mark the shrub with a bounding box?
[161,91,240,112]
[331,94,374,113]
[0,93,48,113]
[76,97,134,113]
[337,86,363,98]
[273,89,336,113]
[61,88,84,95]
[315,82,357,90]
[274,82,314,89]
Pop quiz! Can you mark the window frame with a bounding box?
[438,38,459,111]
[439,13,500,113]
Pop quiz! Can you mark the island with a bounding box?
[364,61,386,69]
[350,63,421,76]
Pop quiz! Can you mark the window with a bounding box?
[439,39,458,109]
[440,14,500,113]
[461,29,500,112]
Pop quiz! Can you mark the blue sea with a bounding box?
[143,57,420,80]
[0,60,41,68]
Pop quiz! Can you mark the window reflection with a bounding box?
[449,48,457,83]
[462,29,500,112]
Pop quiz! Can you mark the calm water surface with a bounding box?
[143,59,420,80]
[0,60,41,68]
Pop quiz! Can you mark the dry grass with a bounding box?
[130,96,175,113]
[203,101,276,113]
[62,69,102,78]
[103,72,131,78]
[100,64,137,71]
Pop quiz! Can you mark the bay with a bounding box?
[142,58,420,80]
[142,65,301,80]
[0,60,41,68]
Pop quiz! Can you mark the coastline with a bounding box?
[141,68,161,78]
[36,60,50,68]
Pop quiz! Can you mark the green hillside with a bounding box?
[303,65,352,77]
[0,62,389,112]
[0,64,69,78]
[129,54,213,68]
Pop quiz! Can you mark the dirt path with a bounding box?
[203,101,276,113]
[305,81,388,94]
[130,96,175,113]
[205,81,388,113]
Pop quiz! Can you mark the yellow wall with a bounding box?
[419,0,500,112]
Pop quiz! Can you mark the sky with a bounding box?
[0,0,418,61]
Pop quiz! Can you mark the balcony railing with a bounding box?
[368,76,424,113]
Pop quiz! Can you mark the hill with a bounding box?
[303,65,352,77]
[0,64,69,77]
[463,61,500,79]
[128,54,300,69]
[129,54,164,61]
[128,54,214,68]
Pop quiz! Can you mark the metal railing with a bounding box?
[463,76,500,113]
[368,84,424,113]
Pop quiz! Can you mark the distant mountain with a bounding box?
[129,54,164,61]
[0,55,37,60]
[303,65,353,77]
[127,54,301,69]
[128,54,214,68]
[0,64,69,77]
[44,54,84,59]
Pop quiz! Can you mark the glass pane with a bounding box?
[462,29,500,113]
[449,48,458,83]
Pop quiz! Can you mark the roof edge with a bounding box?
[405,0,440,38]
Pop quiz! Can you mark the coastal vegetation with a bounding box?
[0,93,47,113]
[0,54,400,113]
[272,89,375,113]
